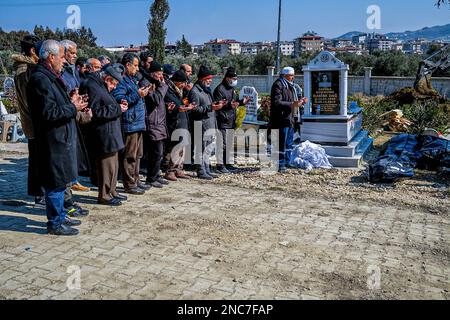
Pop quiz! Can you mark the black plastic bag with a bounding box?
[369,134,450,182]
[415,135,450,171]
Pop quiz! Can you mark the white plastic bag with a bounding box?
[289,141,332,171]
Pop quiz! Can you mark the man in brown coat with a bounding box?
[12,35,45,206]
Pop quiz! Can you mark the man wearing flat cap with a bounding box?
[270,67,307,173]
[80,64,129,206]
[213,67,250,173]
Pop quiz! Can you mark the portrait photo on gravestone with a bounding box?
[312,71,340,115]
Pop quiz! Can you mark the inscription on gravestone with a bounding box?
[239,86,259,123]
[311,71,340,115]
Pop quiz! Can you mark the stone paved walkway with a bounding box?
[0,152,448,300]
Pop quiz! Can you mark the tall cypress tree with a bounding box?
[176,35,192,58]
[147,0,170,62]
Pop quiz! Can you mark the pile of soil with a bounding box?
[385,87,449,106]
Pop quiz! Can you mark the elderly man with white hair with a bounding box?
[27,40,89,236]
[270,67,308,173]
[60,39,80,94]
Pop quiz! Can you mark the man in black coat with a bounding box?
[270,67,307,173]
[80,64,128,206]
[27,40,88,236]
[163,69,196,181]
[213,67,250,173]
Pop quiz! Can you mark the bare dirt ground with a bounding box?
[0,144,448,300]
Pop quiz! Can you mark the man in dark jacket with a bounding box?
[188,66,224,180]
[12,35,45,206]
[27,40,88,236]
[80,64,128,206]
[270,67,307,173]
[59,39,91,216]
[142,61,170,188]
[213,67,250,173]
[163,69,196,181]
[112,53,151,195]
[61,40,81,94]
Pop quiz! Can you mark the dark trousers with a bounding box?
[146,139,164,183]
[45,186,66,228]
[122,132,143,190]
[27,139,44,197]
[279,127,294,169]
[217,128,234,167]
[63,180,77,209]
[96,152,119,201]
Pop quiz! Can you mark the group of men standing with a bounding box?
[15,35,289,236]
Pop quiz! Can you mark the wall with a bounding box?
[211,72,449,97]
[2,73,449,97]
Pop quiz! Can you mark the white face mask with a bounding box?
[229,80,238,87]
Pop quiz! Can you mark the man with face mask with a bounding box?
[213,67,250,173]
[270,67,308,173]
[188,66,224,180]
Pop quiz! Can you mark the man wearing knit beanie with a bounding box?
[213,67,250,173]
[141,61,171,188]
[188,66,225,180]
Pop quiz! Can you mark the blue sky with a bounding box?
[0,0,448,46]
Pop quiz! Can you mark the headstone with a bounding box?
[301,51,372,167]
[239,86,259,123]
[3,77,14,92]
[301,51,358,144]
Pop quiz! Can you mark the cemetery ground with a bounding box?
[0,141,448,300]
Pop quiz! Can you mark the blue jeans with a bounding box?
[45,187,67,228]
[279,127,294,169]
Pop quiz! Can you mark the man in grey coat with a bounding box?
[141,61,171,188]
[188,66,224,180]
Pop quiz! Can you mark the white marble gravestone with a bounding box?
[301,51,372,167]
[301,51,362,145]
[239,86,259,123]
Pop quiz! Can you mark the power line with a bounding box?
[0,0,149,7]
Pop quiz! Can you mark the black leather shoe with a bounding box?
[226,165,239,172]
[63,217,82,226]
[197,173,213,180]
[125,188,145,195]
[216,166,230,174]
[98,198,122,206]
[207,172,219,178]
[114,194,128,201]
[148,181,163,188]
[34,196,46,208]
[138,183,152,191]
[156,177,169,185]
[48,224,79,236]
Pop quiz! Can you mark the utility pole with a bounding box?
[275,0,282,74]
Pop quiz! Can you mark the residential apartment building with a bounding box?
[204,39,241,57]
[367,35,395,53]
[294,35,324,57]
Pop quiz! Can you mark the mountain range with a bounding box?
[336,24,450,41]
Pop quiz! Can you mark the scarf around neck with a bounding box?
[279,76,299,102]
